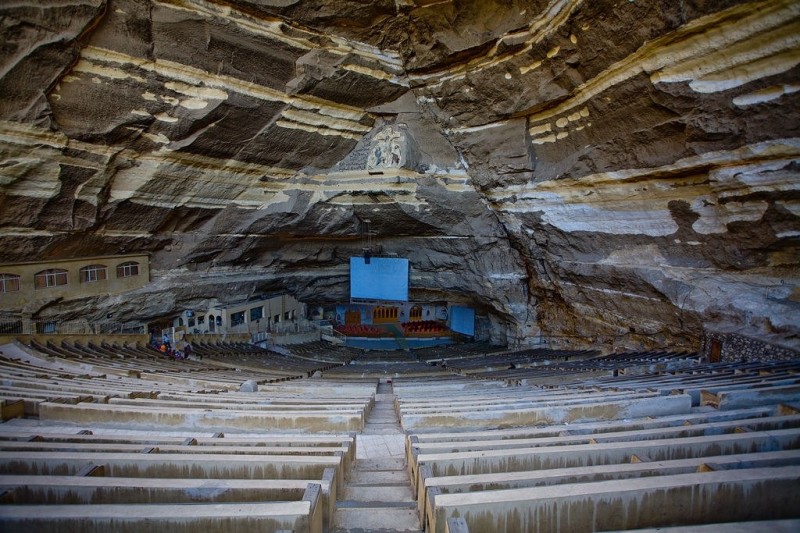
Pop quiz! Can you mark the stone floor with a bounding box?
[333,387,421,532]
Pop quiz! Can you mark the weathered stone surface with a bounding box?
[240,379,258,392]
[0,0,798,349]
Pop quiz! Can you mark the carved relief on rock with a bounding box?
[367,125,407,170]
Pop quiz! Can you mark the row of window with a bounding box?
[229,309,294,327]
[0,262,140,293]
[177,309,296,330]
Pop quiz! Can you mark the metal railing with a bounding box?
[0,316,145,335]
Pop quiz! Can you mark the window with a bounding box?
[37,321,57,334]
[197,315,205,325]
[284,311,290,321]
[116,261,139,278]
[80,264,107,283]
[34,269,68,289]
[250,306,263,322]
[231,311,245,327]
[0,274,20,293]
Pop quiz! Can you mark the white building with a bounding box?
[174,294,305,334]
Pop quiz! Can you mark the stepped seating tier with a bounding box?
[395,352,800,533]
[1,339,799,532]
[0,338,378,532]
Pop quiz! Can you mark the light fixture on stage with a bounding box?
[362,218,374,263]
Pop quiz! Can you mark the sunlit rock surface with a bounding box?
[0,0,797,348]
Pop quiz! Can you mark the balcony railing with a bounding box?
[0,315,145,335]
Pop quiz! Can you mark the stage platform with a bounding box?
[333,322,456,351]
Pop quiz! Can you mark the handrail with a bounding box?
[0,315,145,335]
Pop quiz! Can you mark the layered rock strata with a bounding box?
[0,0,797,348]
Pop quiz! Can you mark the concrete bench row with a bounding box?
[397,359,800,532]
[35,340,317,384]
[284,341,360,364]
[0,342,377,432]
[28,340,299,388]
[396,387,694,432]
[0,339,398,532]
[0,419,361,532]
[462,351,701,382]
[414,342,509,364]
[412,421,800,532]
[433,466,800,533]
[36,401,369,432]
[1,501,323,533]
[195,342,346,376]
[392,358,800,433]
[439,347,600,373]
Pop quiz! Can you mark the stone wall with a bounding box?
[702,330,800,363]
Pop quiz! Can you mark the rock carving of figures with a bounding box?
[367,125,405,170]
[390,139,401,165]
[370,146,383,168]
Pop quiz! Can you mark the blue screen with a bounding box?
[450,306,475,336]
[350,257,409,301]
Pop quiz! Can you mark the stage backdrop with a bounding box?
[350,257,409,301]
[450,306,475,336]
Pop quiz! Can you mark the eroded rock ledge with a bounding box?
[0,0,797,349]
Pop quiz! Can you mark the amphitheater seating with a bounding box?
[0,340,375,532]
[285,341,360,364]
[401,320,448,336]
[396,380,694,432]
[0,435,331,531]
[321,350,451,379]
[334,324,392,338]
[437,347,600,375]
[413,342,507,364]
[398,355,800,533]
[2,338,800,532]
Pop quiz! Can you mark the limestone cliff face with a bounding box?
[0,0,797,348]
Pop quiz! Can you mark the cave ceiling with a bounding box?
[0,0,798,348]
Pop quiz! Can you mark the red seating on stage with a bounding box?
[334,320,449,338]
[334,324,391,338]
[401,320,448,336]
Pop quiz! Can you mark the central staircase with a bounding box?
[333,381,421,532]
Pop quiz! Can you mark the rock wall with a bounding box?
[0,0,798,349]
[703,329,800,362]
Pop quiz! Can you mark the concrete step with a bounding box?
[356,434,405,458]
[349,469,409,484]
[343,485,414,501]
[356,458,405,471]
[364,422,401,429]
[368,414,398,420]
[363,428,404,436]
[333,506,420,532]
[368,415,398,421]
